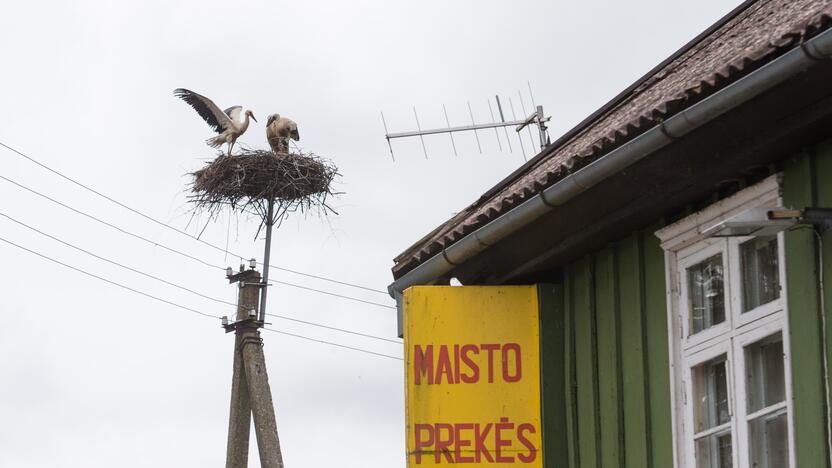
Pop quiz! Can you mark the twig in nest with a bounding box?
[189,148,340,231]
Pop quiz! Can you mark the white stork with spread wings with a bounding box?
[265,114,300,154]
[174,88,257,155]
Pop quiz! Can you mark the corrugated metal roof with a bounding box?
[393,0,832,280]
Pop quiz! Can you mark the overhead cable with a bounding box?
[0,173,226,270]
[268,279,394,309]
[265,313,401,344]
[0,235,402,360]
[0,174,394,309]
[0,208,235,305]
[263,328,403,361]
[0,141,388,295]
[0,209,398,342]
[0,234,220,319]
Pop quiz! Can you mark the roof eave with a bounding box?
[388,27,832,337]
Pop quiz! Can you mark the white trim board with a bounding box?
[655,174,782,252]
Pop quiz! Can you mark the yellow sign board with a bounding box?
[403,285,542,467]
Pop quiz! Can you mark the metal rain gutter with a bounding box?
[388,27,832,335]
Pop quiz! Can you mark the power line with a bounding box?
[0,173,394,309]
[0,208,236,306]
[265,313,401,344]
[262,328,402,361]
[0,234,220,319]
[0,208,399,343]
[269,279,394,309]
[0,174,226,270]
[262,263,387,296]
[0,235,402,361]
[0,140,389,296]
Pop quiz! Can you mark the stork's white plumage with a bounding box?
[265,114,300,154]
[174,88,257,155]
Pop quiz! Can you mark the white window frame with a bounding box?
[728,236,785,328]
[733,319,792,468]
[678,240,732,351]
[683,338,738,468]
[656,174,795,468]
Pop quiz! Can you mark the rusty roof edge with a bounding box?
[474,0,759,202]
[388,26,832,310]
[392,0,759,268]
[392,210,472,264]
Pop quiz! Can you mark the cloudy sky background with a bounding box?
[0,1,741,466]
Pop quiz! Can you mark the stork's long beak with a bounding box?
[251,114,258,123]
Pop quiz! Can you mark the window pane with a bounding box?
[746,336,785,413]
[749,410,788,468]
[695,431,733,468]
[688,254,725,334]
[741,236,780,312]
[693,357,730,433]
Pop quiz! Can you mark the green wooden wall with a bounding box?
[538,225,673,468]
[536,138,832,467]
[782,138,832,467]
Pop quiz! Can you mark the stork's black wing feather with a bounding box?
[173,88,228,133]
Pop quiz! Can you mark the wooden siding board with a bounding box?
[544,221,674,468]
[814,140,832,439]
[572,257,601,468]
[564,270,580,468]
[783,149,829,466]
[594,247,623,468]
[539,283,568,468]
[617,234,650,468]
[642,225,673,468]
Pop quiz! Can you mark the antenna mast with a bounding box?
[382,88,551,160]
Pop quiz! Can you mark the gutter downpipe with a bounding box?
[389,28,832,336]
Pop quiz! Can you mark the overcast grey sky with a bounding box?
[0,1,742,466]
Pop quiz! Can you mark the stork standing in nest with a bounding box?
[266,114,300,155]
[174,88,257,155]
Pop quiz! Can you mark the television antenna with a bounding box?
[381,84,551,161]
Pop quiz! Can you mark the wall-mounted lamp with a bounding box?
[703,207,795,238]
[704,207,832,238]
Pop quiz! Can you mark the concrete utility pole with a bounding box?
[224,267,285,468]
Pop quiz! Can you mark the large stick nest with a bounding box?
[189,148,339,227]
